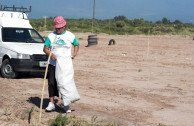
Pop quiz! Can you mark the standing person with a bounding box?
[43,16,80,113]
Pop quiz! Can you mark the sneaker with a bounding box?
[45,102,55,112]
[64,105,71,113]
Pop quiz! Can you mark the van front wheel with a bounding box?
[1,59,18,79]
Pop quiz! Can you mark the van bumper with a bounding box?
[10,58,46,73]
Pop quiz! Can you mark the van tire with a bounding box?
[1,59,18,79]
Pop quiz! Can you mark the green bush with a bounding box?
[49,114,70,126]
[115,21,125,28]
[49,114,119,126]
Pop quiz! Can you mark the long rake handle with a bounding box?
[39,36,57,126]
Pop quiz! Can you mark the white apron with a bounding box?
[55,47,80,106]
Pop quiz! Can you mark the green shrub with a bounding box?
[49,114,70,126]
[49,114,119,126]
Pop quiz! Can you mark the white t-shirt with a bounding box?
[44,30,79,66]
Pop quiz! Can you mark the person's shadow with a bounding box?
[17,73,44,79]
[27,97,67,113]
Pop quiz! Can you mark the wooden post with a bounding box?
[147,29,150,57]
[92,0,95,33]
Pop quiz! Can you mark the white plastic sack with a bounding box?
[55,56,80,106]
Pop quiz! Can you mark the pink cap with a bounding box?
[54,16,66,28]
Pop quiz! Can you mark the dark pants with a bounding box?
[48,64,59,97]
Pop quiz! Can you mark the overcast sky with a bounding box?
[1,0,194,23]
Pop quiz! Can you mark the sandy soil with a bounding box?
[0,33,194,126]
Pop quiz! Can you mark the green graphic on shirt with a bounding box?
[55,39,66,45]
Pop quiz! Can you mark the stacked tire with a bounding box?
[87,35,98,47]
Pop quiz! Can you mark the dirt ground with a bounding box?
[0,33,194,126]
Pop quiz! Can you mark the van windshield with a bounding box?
[2,28,44,43]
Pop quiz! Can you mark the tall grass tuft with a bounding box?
[49,114,70,126]
[49,114,119,126]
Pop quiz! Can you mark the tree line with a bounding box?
[30,16,194,35]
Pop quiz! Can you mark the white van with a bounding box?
[0,6,47,78]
